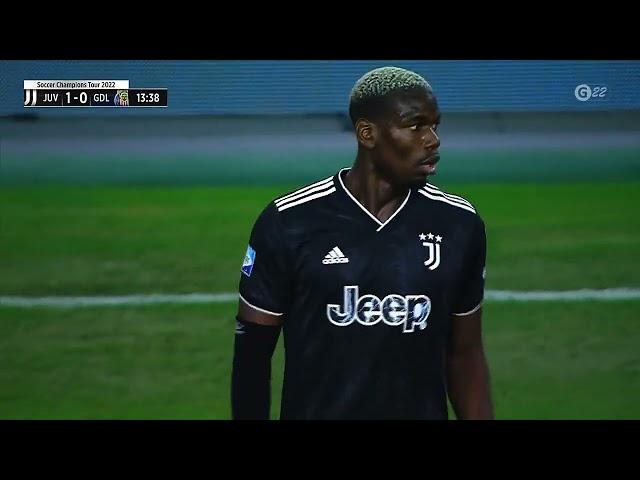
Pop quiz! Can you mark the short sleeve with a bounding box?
[451,215,487,316]
[238,202,292,316]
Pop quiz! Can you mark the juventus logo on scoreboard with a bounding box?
[24,89,37,106]
[419,233,442,271]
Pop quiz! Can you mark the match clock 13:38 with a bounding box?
[129,89,167,106]
[136,92,161,103]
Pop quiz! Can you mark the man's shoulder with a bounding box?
[250,174,339,232]
[270,174,338,216]
[413,182,481,222]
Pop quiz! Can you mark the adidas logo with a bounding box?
[323,246,349,264]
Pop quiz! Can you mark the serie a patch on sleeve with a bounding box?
[241,245,256,277]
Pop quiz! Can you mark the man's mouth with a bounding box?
[420,154,440,166]
[418,154,440,174]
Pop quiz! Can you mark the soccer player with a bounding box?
[231,66,493,420]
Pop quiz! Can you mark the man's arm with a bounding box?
[231,300,282,420]
[446,307,494,420]
[233,201,291,419]
[231,300,283,420]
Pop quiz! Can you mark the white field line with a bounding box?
[0,289,639,308]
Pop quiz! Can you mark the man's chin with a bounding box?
[407,172,431,188]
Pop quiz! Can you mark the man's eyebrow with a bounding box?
[400,112,430,121]
[400,112,441,123]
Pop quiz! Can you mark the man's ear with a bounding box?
[355,119,377,149]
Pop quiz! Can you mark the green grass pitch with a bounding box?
[1,182,639,419]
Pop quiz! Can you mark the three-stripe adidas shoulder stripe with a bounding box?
[417,184,476,214]
[275,176,336,212]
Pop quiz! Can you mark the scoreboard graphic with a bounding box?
[23,80,167,108]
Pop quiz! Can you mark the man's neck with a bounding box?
[343,158,409,223]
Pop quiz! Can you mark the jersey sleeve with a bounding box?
[451,214,487,316]
[238,202,292,316]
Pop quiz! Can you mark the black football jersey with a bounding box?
[238,168,486,420]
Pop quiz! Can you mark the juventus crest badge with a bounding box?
[419,233,442,271]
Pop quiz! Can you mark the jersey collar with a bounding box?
[336,168,412,233]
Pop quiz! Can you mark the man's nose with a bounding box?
[424,127,440,149]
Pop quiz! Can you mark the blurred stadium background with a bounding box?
[1,60,639,419]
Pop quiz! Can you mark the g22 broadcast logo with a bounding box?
[574,84,608,102]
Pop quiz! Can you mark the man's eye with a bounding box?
[410,123,439,132]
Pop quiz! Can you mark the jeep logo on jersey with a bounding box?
[419,232,442,271]
[327,285,431,333]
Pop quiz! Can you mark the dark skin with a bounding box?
[237,85,493,419]
[447,308,494,420]
[346,87,442,222]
